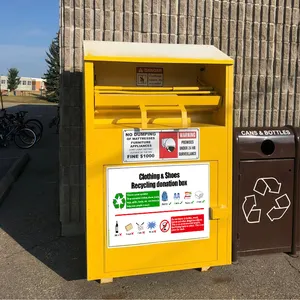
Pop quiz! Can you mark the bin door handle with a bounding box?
[140,104,148,129]
[139,104,188,129]
[210,206,229,220]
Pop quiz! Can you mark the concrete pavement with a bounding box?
[1,103,300,299]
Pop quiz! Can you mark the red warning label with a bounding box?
[159,132,178,159]
[171,214,204,233]
[179,131,197,139]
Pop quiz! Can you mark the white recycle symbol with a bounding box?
[242,177,291,224]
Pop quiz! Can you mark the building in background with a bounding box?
[0,75,46,93]
[59,0,300,236]
[31,78,46,91]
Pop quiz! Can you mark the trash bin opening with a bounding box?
[261,139,275,155]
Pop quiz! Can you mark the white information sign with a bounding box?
[107,163,210,248]
[123,129,199,163]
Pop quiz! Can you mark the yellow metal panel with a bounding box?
[95,86,214,91]
[94,118,193,127]
[225,64,234,263]
[84,55,233,65]
[93,62,217,87]
[96,90,217,95]
[84,41,234,281]
[94,94,222,107]
[85,126,232,280]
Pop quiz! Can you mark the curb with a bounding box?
[0,153,30,205]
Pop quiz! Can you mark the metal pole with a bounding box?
[0,75,3,110]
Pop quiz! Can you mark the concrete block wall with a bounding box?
[59,0,300,235]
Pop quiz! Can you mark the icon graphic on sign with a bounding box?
[195,191,204,199]
[113,193,126,209]
[147,221,156,230]
[136,222,144,231]
[162,138,176,152]
[184,192,192,199]
[160,220,170,232]
[159,132,178,159]
[162,191,168,201]
[125,223,133,231]
[137,74,147,85]
[173,192,180,200]
[115,221,119,234]
[242,177,291,223]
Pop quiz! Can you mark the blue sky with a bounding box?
[0,0,58,78]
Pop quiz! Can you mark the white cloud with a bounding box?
[0,45,47,78]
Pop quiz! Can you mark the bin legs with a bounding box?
[195,266,211,272]
[100,278,113,284]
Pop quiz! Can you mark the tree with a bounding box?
[7,68,20,92]
[43,32,60,102]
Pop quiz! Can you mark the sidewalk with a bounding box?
[1,104,300,299]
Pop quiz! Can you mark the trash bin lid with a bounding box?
[234,127,295,160]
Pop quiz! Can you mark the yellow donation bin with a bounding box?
[83,40,234,282]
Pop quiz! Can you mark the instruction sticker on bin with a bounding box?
[136,67,163,87]
[107,163,210,248]
[123,129,199,163]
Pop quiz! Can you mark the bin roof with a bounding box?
[83,41,233,64]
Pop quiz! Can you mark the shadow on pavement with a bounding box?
[0,104,86,282]
[0,158,17,180]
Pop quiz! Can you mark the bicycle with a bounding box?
[0,119,37,149]
[15,110,43,142]
[0,109,43,142]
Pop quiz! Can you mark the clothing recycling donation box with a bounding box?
[83,40,234,282]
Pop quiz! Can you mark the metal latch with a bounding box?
[209,206,229,220]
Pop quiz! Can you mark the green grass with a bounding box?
[2,95,49,104]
